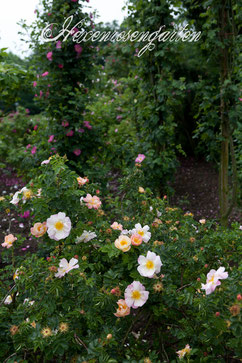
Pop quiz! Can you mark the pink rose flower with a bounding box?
[131,233,143,246]
[74,44,83,54]
[20,210,30,218]
[201,267,228,295]
[48,135,55,143]
[135,154,146,163]
[46,51,53,61]
[56,41,62,49]
[77,177,89,186]
[2,234,17,248]
[31,222,47,237]
[41,71,49,77]
[66,130,74,137]
[73,149,81,156]
[34,125,38,130]
[124,281,149,309]
[31,146,37,154]
[83,194,101,209]
[62,120,69,127]
[58,64,64,69]
[33,81,37,87]
[114,299,130,317]
[83,121,92,129]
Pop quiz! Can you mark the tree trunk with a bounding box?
[219,0,230,227]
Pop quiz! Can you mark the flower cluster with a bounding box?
[114,223,151,252]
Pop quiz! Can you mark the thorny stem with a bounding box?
[120,308,143,349]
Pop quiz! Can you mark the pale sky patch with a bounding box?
[0,0,127,58]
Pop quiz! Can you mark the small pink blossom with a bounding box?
[116,115,122,121]
[33,81,37,87]
[239,98,242,102]
[46,51,53,61]
[62,120,69,127]
[48,135,55,143]
[58,64,64,69]
[39,91,43,98]
[26,144,31,149]
[201,267,228,295]
[2,234,17,249]
[77,177,89,186]
[124,281,149,309]
[83,121,92,129]
[66,130,74,137]
[56,41,62,49]
[31,146,37,154]
[75,44,83,54]
[111,222,123,231]
[41,71,49,77]
[114,299,130,317]
[34,125,38,130]
[83,194,101,209]
[41,159,50,165]
[20,210,30,218]
[73,149,81,156]
[135,154,146,163]
[78,128,84,133]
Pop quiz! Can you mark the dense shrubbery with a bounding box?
[0,155,241,362]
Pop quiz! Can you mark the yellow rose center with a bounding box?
[146,260,154,269]
[132,290,141,300]
[208,275,215,283]
[138,230,144,236]
[23,190,32,199]
[120,240,127,246]
[55,221,64,231]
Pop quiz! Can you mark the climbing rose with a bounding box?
[114,299,130,317]
[46,212,71,241]
[124,281,149,309]
[55,258,79,278]
[137,251,162,278]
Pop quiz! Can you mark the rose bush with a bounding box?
[0,155,241,362]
